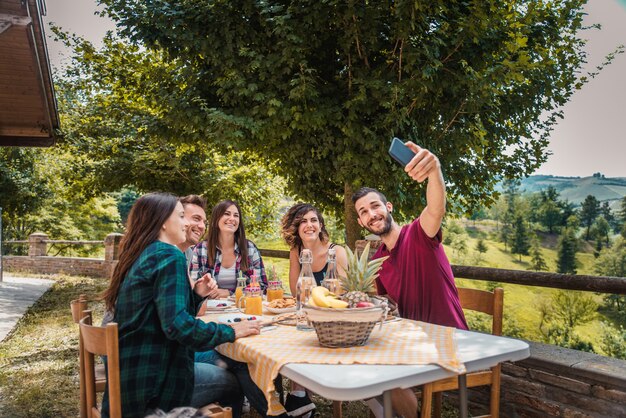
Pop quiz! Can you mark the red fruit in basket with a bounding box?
[356,301,375,308]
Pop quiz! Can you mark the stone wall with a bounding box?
[4,232,121,278]
[3,256,116,278]
[499,342,626,418]
[440,343,626,418]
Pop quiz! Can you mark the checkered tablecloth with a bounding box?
[212,319,465,416]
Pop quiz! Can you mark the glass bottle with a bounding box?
[296,248,314,331]
[234,271,247,307]
[321,247,340,295]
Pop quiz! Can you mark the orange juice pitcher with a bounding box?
[238,286,263,316]
[266,266,284,302]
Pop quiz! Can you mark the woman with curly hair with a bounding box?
[280,203,349,416]
[281,203,348,296]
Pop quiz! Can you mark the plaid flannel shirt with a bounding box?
[190,239,267,293]
[102,241,235,418]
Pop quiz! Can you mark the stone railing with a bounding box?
[3,232,123,278]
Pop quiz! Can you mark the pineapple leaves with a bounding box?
[340,242,389,293]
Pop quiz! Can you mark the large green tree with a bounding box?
[99,0,608,245]
[53,34,286,235]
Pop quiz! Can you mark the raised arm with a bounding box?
[404,141,446,238]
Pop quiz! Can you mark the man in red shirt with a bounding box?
[352,141,467,418]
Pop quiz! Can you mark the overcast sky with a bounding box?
[42,0,626,178]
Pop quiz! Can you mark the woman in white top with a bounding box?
[191,200,267,298]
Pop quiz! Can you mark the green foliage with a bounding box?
[499,179,521,249]
[0,148,50,242]
[580,194,600,240]
[98,0,600,233]
[475,239,488,255]
[551,290,598,329]
[511,214,530,260]
[599,323,626,360]
[529,234,548,271]
[114,188,140,225]
[594,237,626,318]
[591,217,610,248]
[443,218,469,261]
[618,196,626,232]
[557,227,578,274]
[538,290,598,352]
[536,186,565,233]
[545,325,594,353]
[594,237,626,277]
[53,34,287,236]
[0,147,121,253]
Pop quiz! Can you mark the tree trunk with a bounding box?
[343,182,361,250]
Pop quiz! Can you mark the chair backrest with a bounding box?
[79,311,122,418]
[71,295,88,324]
[457,287,503,336]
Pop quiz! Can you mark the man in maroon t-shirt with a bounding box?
[352,141,467,418]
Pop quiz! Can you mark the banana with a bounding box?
[307,297,318,307]
[311,286,331,308]
[327,298,349,309]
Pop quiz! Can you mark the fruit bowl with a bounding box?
[303,304,386,348]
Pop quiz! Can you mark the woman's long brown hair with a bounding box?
[206,200,249,271]
[102,193,178,312]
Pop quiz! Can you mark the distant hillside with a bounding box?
[498,174,626,208]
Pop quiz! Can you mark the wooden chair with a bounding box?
[71,296,107,418]
[420,287,504,418]
[79,310,122,418]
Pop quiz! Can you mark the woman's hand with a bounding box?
[194,273,218,298]
[229,321,262,339]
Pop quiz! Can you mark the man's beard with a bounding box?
[186,228,202,246]
[363,212,393,237]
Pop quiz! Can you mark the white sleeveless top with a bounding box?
[217,265,237,290]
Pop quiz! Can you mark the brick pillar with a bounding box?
[104,233,123,261]
[28,233,48,257]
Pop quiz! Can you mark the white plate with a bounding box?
[264,305,297,314]
[206,299,234,310]
[217,313,262,324]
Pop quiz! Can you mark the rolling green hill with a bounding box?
[499,174,626,209]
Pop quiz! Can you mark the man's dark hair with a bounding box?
[351,187,388,205]
[179,194,207,210]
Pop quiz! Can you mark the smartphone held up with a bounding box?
[388,137,416,167]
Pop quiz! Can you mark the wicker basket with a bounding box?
[303,305,386,348]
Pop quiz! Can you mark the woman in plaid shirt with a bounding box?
[191,200,268,297]
[101,193,262,418]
